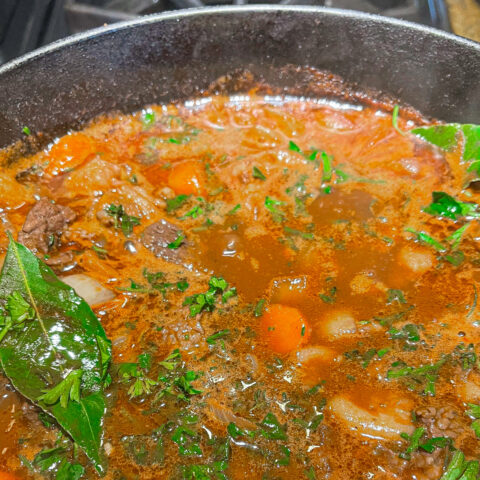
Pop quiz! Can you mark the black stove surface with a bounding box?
[0,0,450,65]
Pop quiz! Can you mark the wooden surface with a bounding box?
[446,0,480,42]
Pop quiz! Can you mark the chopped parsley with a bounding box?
[92,244,108,258]
[288,141,302,153]
[253,166,267,180]
[387,289,406,304]
[118,356,157,399]
[168,232,185,249]
[406,224,469,262]
[254,298,266,317]
[259,412,287,441]
[167,194,191,213]
[265,196,285,223]
[423,191,480,220]
[387,356,447,396]
[284,226,314,240]
[466,403,480,438]
[392,105,406,136]
[227,204,241,216]
[206,329,230,345]
[320,151,333,184]
[318,286,337,304]
[388,324,421,343]
[37,369,83,409]
[142,110,156,129]
[105,204,141,237]
[440,450,479,480]
[288,141,318,162]
[182,205,204,219]
[399,427,451,460]
[405,228,446,252]
[183,276,236,316]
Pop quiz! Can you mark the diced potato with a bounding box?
[398,245,434,274]
[350,273,385,295]
[457,371,480,403]
[63,157,121,194]
[270,275,308,304]
[112,184,158,219]
[295,345,338,364]
[319,310,357,339]
[329,393,414,440]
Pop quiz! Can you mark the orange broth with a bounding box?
[0,94,479,480]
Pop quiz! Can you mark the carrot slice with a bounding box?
[260,304,310,355]
[44,132,97,176]
[167,160,207,196]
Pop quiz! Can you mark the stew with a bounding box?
[0,93,479,480]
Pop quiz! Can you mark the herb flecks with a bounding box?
[166,194,191,213]
[265,196,286,223]
[183,276,236,317]
[167,232,185,249]
[392,105,406,136]
[440,450,480,480]
[0,291,35,343]
[387,356,447,396]
[466,403,480,438]
[105,204,141,237]
[399,427,451,460]
[38,369,83,409]
[118,355,158,399]
[424,192,480,220]
[253,166,267,181]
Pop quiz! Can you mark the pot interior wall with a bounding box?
[0,8,478,149]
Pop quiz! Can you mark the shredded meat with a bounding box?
[141,219,186,263]
[18,198,76,255]
[416,406,464,439]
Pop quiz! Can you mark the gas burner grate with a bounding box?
[62,0,450,29]
[0,0,450,65]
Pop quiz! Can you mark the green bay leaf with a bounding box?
[0,236,111,474]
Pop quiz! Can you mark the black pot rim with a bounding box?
[1,5,479,77]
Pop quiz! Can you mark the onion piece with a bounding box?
[207,399,257,431]
[62,273,115,306]
[296,346,338,364]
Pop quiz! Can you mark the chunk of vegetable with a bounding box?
[398,245,434,274]
[329,394,414,440]
[456,372,480,402]
[320,310,357,339]
[296,345,338,364]
[168,160,207,196]
[61,274,115,306]
[270,275,308,304]
[44,133,97,176]
[260,304,310,355]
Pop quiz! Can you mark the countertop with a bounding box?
[446,0,480,42]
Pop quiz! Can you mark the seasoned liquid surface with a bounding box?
[0,95,479,480]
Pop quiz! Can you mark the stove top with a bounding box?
[0,0,451,65]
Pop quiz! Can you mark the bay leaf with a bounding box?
[0,235,111,474]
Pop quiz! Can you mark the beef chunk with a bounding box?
[18,198,76,255]
[141,219,185,263]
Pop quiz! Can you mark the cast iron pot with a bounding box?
[0,6,479,150]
